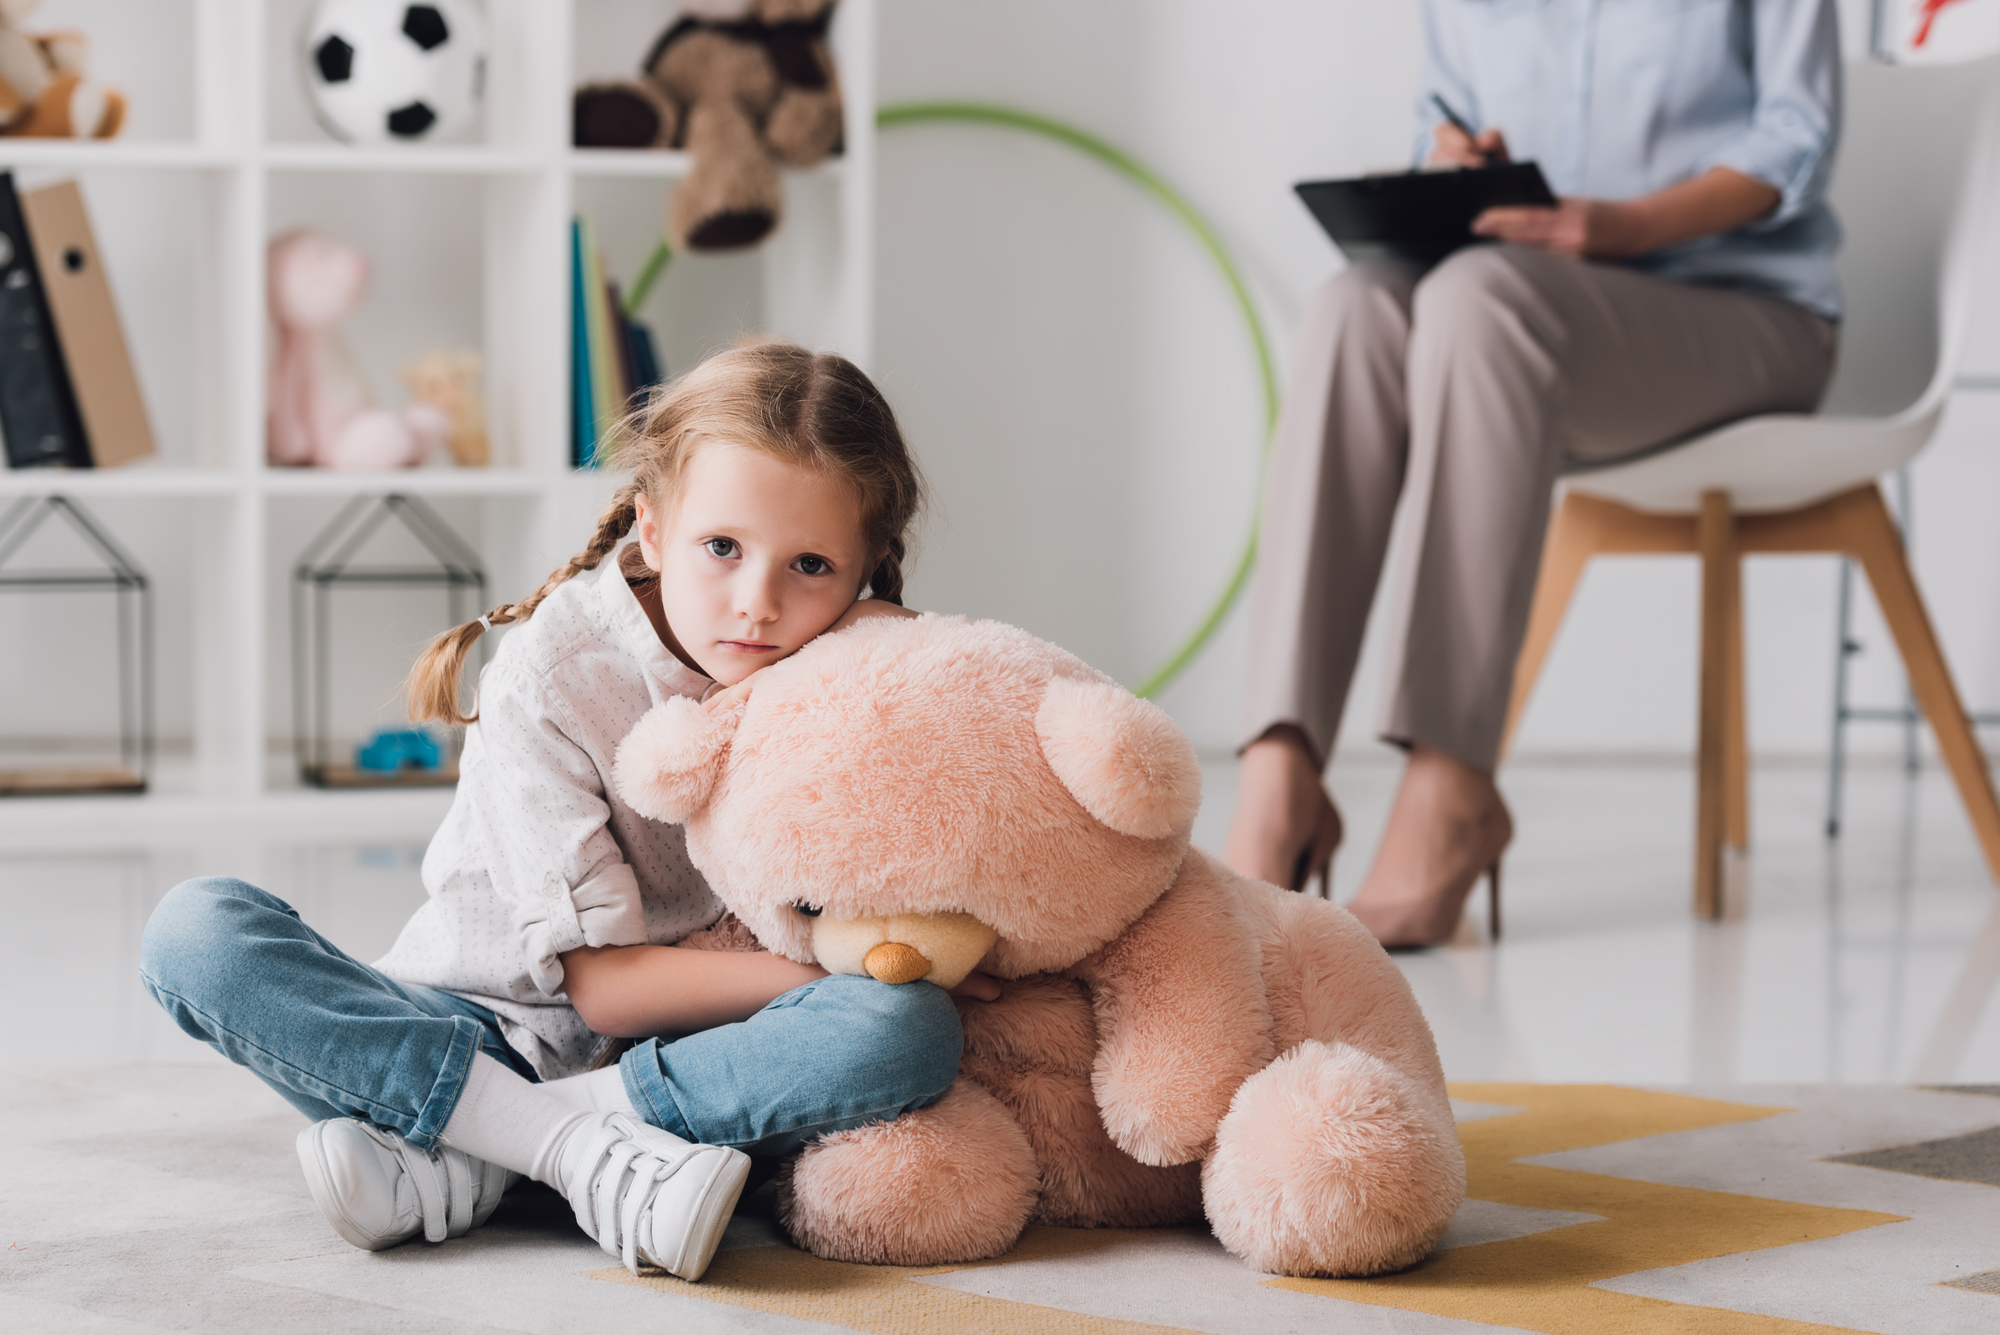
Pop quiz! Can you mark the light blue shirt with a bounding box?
[1416,0,1843,318]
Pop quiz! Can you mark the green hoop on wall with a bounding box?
[877,101,1279,700]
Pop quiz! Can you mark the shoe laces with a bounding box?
[564,1115,700,1274]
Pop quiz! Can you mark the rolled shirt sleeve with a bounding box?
[469,664,653,995]
[1699,0,1841,228]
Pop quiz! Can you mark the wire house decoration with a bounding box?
[292,493,485,788]
[0,494,152,795]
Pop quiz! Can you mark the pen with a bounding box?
[1431,93,1477,139]
[1430,93,1486,165]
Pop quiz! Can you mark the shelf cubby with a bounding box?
[0,0,875,811]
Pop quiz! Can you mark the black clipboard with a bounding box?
[1295,162,1556,266]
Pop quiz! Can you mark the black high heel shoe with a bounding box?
[1291,790,1343,898]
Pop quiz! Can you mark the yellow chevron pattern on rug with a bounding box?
[1281,1083,1905,1333]
[595,1084,1909,1334]
[595,1223,1200,1334]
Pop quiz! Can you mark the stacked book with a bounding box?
[571,217,667,469]
[0,173,156,469]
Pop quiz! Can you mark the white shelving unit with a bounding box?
[0,0,875,807]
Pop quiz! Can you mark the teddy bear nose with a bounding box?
[863,941,932,985]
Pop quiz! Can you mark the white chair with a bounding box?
[1501,55,2000,917]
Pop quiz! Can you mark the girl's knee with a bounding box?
[140,877,290,992]
[822,974,963,1103]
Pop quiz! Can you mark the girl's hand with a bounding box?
[948,970,1002,1002]
[702,675,756,715]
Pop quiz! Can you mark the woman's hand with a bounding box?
[1472,167,1781,261]
[1473,197,1632,259]
[1429,122,1509,169]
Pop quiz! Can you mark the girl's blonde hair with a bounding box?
[407,339,925,725]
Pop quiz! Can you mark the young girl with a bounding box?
[139,341,978,1282]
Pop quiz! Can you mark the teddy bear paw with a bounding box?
[1202,1040,1464,1277]
[778,1079,1038,1265]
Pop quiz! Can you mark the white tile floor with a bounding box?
[6,755,1998,1084]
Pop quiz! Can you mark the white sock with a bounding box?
[540,1064,640,1117]
[439,1053,595,1189]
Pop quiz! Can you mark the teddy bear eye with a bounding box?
[793,901,823,918]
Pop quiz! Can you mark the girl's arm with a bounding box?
[562,942,826,1037]
[565,941,1001,1036]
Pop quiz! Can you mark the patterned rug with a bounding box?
[6,1068,1999,1333]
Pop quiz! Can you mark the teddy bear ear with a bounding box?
[615,696,740,824]
[1035,676,1201,841]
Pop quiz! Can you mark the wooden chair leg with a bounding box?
[1724,530,1749,850]
[1501,493,1599,761]
[1695,490,1734,919]
[1841,486,2000,887]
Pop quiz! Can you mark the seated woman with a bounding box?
[1227,0,1842,946]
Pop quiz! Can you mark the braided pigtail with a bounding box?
[407,484,643,726]
[867,533,909,606]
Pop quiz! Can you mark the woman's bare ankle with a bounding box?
[1346,746,1510,944]
[1226,728,1341,888]
[1403,745,1504,822]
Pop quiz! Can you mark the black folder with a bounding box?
[0,172,89,469]
[1295,162,1557,266]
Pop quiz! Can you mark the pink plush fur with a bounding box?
[616,615,1463,1277]
[780,1079,1039,1264]
[1036,676,1202,840]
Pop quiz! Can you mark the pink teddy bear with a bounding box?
[615,614,1464,1276]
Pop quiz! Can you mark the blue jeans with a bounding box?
[140,877,962,1154]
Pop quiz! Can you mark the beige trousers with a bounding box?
[1241,244,1838,771]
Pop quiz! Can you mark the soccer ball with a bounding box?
[301,0,486,144]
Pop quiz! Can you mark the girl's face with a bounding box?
[637,442,871,686]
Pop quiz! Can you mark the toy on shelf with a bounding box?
[293,494,483,789]
[399,348,487,467]
[0,0,125,139]
[301,0,486,144]
[267,229,452,471]
[572,0,842,250]
[615,615,1464,1278]
[355,727,441,774]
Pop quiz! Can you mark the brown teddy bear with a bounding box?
[0,0,124,139]
[615,614,1465,1277]
[572,0,842,250]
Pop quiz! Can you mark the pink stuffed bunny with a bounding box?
[266,229,449,470]
[615,614,1464,1277]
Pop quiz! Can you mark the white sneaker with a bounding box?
[296,1118,516,1251]
[562,1112,751,1280]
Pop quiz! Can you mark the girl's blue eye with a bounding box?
[796,554,830,576]
[705,538,737,558]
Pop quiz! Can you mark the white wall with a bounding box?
[8,0,1999,772]
[877,0,2000,762]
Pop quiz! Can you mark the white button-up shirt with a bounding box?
[375,548,724,1078]
[1417,0,1843,318]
